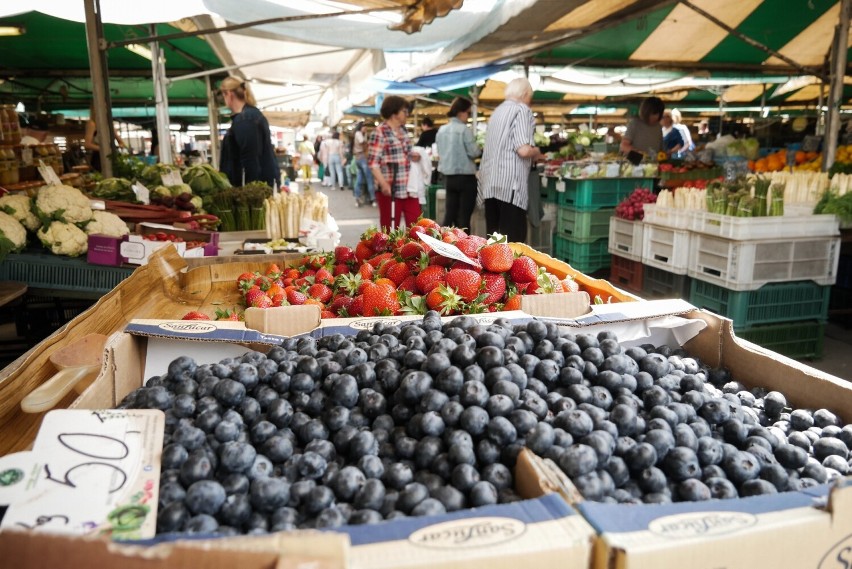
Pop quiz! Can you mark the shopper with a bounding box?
[436,97,480,230]
[320,131,346,191]
[415,116,437,149]
[84,102,126,173]
[620,96,665,158]
[368,95,422,230]
[218,77,280,187]
[314,135,325,184]
[671,108,695,153]
[352,122,376,207]
[298,136,315,181]
[478,77,541,242]
[661,110,685,154]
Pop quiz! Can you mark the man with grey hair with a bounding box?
[478,77,542,241]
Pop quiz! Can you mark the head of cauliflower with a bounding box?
[0,194,40,232]
[85,210,130,238]
[38,221,88,257]
[35,184,94,225]
[0,211,27,252]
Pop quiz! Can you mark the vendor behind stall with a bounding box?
[620,97,664,159]
[218,77,280,188]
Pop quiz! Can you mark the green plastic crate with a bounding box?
[553,234,611,274]
[642,264,691,300]
[689,279,831,329]
[0,249,134,296]
[737,321,825,359]
[555,207,614,243]
[557,178,655,211]
[540,177,559,203]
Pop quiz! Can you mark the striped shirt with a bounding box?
[478,99,535,210]
[368,122,411,199]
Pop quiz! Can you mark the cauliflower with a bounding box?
[0,194,40,231]
[37,221,88,257]
[35,184,93,225]
[85,210,130,238]
[0,211,27,251]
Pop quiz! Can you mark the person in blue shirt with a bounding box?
[436,97,481,230]
[662,110,685,155]
[219,76,280,187]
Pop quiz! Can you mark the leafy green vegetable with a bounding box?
[817,192,852,223]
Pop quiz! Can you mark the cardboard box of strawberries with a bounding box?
[180,219,632,322]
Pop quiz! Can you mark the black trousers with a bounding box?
[442,174,477,231]
[484,198,527,242]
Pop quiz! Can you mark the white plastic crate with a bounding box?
[641,204,693,230]
[687,233,841,291]
[690,211,839,240]
[642,224,692,275]
[608,217,644,262]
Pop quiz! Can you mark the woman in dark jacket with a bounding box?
[219,76,280,187]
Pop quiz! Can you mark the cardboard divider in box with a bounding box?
[510,242,637,302]
[571,309,852,569]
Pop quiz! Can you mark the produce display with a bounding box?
[90,177,136,202]
[828,144,852,176]
[265,190,330,240]
[232,223,580,317]
[114,314,849,536]
[141,163,182,188]
[208,183,272,232]
[150,184,203,213]
[656,177,786,217]
[615,188,657,221]
[814,177,852,224]
[183,163,232,202]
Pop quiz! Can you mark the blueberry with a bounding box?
[526,422,555,455]
[762,391,786,417]
[558,444,598,478]
[813,437,848,461]
[298,451,328,480]
[696,436,724,466]
[451,463,480,493]
[555,410,594,439]
[662,447,701,482]
[476,439,502,466]
[330,375,359,408]
[157,501,189,533]
[213,379,246,408]
[246,454,273,480]
[315,507,346,528]
[218,493,252,526]
[740,479,778,497]
[262,436,294,464]
[179,450,213,486]
[469,481,498,506]
[624,442,658,472]
[172,425,206,451]
[220,473,249,495]
[637,466,668,493]
[349,430,379,459]
[162,443,189,470]
[219,441,257,474]
[184,513,219,534]
[249,478,290,513]
[459,381,489,408]
[722,451,761,485]
[487,416,517,446]
[459,406,489,437]
[677,478,711,501]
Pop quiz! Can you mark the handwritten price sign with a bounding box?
[1,409,164,540]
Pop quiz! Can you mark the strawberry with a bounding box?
[510,256,538,283]
[286,288,307,305]
[237,272,256,286]
[251,294,273,309]
[314,267,334,284]
[348,294,364,316]
[425,283,463,315]
[358,263,375,281]
[181,311,210,320]
[399,241,425,260]
[398,290,426,315]
[321,310,336,319]
[282,267,300,280]
[504,294,522,311]
[334,246,355,264]
[449,227,468,239]
[214,308,241,321]
[362,282,400,316]
[386,261,411,286]
[429,252,454,267]
[481,272,507,304]
[561,276,580,293]
[308,283,333,303]
[398,275,418,293]
[355,241,373,263]
[409,225,428,241]
[441,231,459,244]
[265,263,281,278]
[333,263,350,276]
[480,242,514,273]
[329,295,354,315]
[271,293,286,306]
[335,273,363,296]
[416,218,441,231]
[446,268,482,302]
[415,264,447,294]
[244,286,265,306]
[368,252,394,268]
[370,231,390,252]
[455,237,481,259]
[266,282,283,299]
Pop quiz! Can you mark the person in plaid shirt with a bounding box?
[368,95,422,229]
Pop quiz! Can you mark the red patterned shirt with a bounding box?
[368,122,411,198]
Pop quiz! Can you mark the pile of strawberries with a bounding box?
[233,219,579,319]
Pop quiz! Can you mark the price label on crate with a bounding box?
[540,175,547,187]
[37,159,62,186]
[161,170,183,187]
[132,182,151,205]
[1,409,164,540]
[418,232,481,268]
[555,180,566,193]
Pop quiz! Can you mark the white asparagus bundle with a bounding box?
[264,191,331,239]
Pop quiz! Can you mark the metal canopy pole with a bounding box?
[150,26,173,165]
[206,75,219,169]
[823,0,851,171]
[83,0,114,178]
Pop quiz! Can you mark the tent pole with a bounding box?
[470,85,480,139]
[206,76,220,169]
[823,0,851,171]
[817,82,826,136]
[150,25,173,165]
[83,0,114,178]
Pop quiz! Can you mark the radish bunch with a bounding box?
[615,188,657,221]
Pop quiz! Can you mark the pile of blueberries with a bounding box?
[118,312,851,536]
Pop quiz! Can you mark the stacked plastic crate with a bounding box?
[682,209,840,359]
[545,176,654,275]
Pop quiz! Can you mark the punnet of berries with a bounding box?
[231,221,581,319]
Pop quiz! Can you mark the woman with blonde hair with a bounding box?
[219,76,280,187]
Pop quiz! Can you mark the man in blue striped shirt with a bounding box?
[478,77,542,242]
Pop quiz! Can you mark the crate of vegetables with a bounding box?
[691,210,839,240]
[136,222,219,256]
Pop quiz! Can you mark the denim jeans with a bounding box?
[354,156,375,202]
[328,154,345,188]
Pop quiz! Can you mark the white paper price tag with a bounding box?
[1,409,164,540]
[417,232,481,268]
[540,176,547,187]
[37,160,62,186]
[555,180,566,192]
[161,170,183,187]
[132,182,151,205]
[21,147,33,166]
